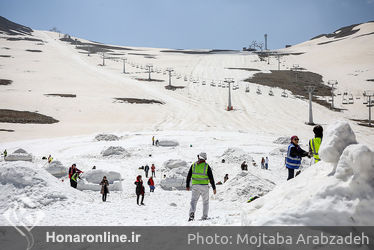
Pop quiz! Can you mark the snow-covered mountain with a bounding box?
[0,17,373,226]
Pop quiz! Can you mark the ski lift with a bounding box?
[245,85,250,93]
[269,89,274,96]
[210,81,216,87]
[256,87,262,95]
[348,94,354,104]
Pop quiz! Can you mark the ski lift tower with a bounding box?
[122,57,127,73]
[327,80,338,110]
[305,85,317,125]
[146,64,153,80]
[166,68,174,87]
[224,78,234,111]
[291,64,301,83]
[101,51,106,66]
[363,90,374,127]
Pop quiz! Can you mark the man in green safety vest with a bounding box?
[186,152,216,221]
[309,125,323,164]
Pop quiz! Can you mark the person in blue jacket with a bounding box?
[285,136,310,180]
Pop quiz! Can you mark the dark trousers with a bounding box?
[152,171,155,177]
[137,194,144,205]
[70,179,77,188]
[102,193,107,202]
[287,168,295,180]
[145,170,149,178]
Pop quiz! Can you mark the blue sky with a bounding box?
[1,0,374,50]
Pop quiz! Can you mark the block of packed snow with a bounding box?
[77,180,122,191]
[158,140,179,147]
[272,136,291,145]
[220,147,253,164]
[163,159,187,169]
[160,177,186,190]
[95,134,120,141]
[82,169,121,184]
[44,160,67,178]
[4,148,33,162]
[319,121,357,164]
[101,146,130,158]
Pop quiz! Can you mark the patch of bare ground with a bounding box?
[164,85,185,91]
[0,109,59,124]
[135,78,164,82]
[114,98,164,104]
[226,67,261,71]
[26,49,42,52]
[0,129,14,132]
[45,94,76,98]
[0,79,12,85]
[245,70,344,111]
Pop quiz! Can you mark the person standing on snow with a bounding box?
[261,157,265,169]
[286,136,310,180]
[151,164,156,177]
[70,171,81,188]
[68,164,82,188]
[186,152,216,221]
[147,177,155,192]
[135,175,145,205]
[309,125,323,164]
[265,157,269,170]
[100,176,109,202]
[224,174,229,183]
[144,164,150,178]
[152,136,155,146]
[3,149,7,159]
[47,154,53,164]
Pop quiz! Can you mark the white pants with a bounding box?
[189,185,209,218]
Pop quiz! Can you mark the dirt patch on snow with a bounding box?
[114,98,164,104]
[0,79,12,85]
[45,93,76,98]
[0,109,59,124]
[26,49,42,52]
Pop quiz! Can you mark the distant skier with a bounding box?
[100,176,109,202]
[147,177,155,192]
[265,157,269,170]
[224,174,229,183]
[186,152,216,221]
[135,175,145,205]
[309,125,323,164]
[286,136,310,180]
[151,164,156,177]
[144,164,150,178]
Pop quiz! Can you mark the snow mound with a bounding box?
[158,140,179,147]
[44,160,67,178]
[101,146,130,158]
[5,148,33,162]
[269,147,287,156]
[217,171,275,202]
[319,121,357,164]
[0,161,84,216]
[163,159,187,169]
[95,134,120,141]
[160,159,189,190]
[77,169,122,191]
[220,147,253,164]
[272,136,290,145]
[242,123,374,226]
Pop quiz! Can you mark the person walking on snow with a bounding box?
[100,176,109,202]
[144,164,150,178]
[261,157,265,169]
[186,152,216,221]
[286,136,310,180]
[135,175,145,205]
[68,164,82,188]
[70,171,81,189]
[3,149,7,159]
[151,164,156,177]
[265,157,269,170]
[48,154,53,164]
[152,136,155,146]
[147,177,155,192]
[309,125,323,164]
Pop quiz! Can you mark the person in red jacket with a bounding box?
[151,164,156,178]
[134,175,145,205]
[147,177,155,192]
[68,164,82,187]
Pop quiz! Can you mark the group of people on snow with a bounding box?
[142,164,156,178]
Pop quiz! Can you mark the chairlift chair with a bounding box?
[256,87,262,95]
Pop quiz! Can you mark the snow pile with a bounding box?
[269,147,287,156]
[101,146,130,158]
[95,134,120,141]
[219,147,253,164]
[272,136,291,145]
[160,159,189,190]
[0,161,84,215]
[242,122,374,226]
[44,160,67,178]
[216,171,275,202]
[158,140,179,147]
[77,169,122,191]
[4,148,33,162]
